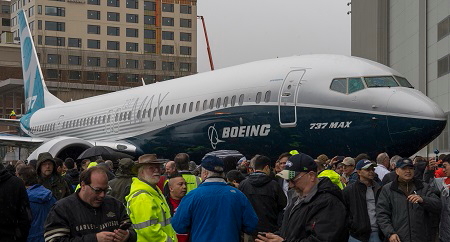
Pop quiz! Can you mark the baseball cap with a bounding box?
[201,155,224,173]
[277,153,317,180]
[342,157,355,166]
[356,159,377,170]
[396,158,414,168]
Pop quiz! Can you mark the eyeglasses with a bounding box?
[287,172,307,183]
[88,184,111,194]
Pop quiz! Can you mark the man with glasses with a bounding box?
[343,160,382,242]
[125,154,177,242]
[45,166,137,242]
[256,153,348,242]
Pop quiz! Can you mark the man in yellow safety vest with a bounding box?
[125,154,177,242]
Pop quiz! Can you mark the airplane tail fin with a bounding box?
[17,10,63,115]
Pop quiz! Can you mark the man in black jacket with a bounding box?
[108,158,135,204]
[0,163,31,242]
[343,159,382,242]
[376,158,441,242]
[63,158,79,188]
[239,155,286,241]
[44,166,137,241]
[256,153,348,242]
[37,152,72,200]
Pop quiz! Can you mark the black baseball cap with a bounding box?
[396,158,414,168]
[277,153,317,180]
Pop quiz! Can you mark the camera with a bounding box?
[434,149,440,155]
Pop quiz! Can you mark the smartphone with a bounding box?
[119,222,132,230]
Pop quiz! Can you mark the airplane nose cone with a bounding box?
[387,89,445,120]
[386,89,446,156]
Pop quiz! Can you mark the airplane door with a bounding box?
[56,115,64,134]
[278,70,305,127]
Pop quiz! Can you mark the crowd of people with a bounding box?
[0,149,449,242]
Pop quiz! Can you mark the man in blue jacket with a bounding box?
[17,166,56,242]
[172,155,258,242]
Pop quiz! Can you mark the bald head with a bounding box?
[168,176,187,200]
[377,152,390,168]
[165,161,177,176]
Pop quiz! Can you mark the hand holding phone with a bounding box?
[118,222,131,230]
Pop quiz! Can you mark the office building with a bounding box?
[351,0,449,155]
[0,0,197,119]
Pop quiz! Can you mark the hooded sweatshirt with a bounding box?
[239,172,287,233]
[0,169,31,242]
[37,159,72,200]
[27,184,56,242]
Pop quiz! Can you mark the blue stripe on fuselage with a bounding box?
[124,105,445,161]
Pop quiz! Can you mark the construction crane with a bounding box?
[197,16,215,71]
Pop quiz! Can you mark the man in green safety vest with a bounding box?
[173,153,201,194]
[126,154,177,242]
[9,110,16,119]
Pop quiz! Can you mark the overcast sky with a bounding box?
[196,0,352,73]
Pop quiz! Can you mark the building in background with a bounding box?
[351,0,449,155]
[0,0,11,34]
[0,0,197,120]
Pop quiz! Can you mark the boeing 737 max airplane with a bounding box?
[0,10,446,161]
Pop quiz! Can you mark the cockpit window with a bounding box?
[364,76,399,87]
[394,75,414,88]
[348,77,365,94]
[330,78,347,94]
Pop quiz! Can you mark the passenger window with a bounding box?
[159,107,163,116]
[165,106,169,115]
[223,97,229,107]
[330,78,347,94]
[153,107,157,117]
[216,98,221,109]
[107,115,110,123]
[128,111,132,120]
[182,103,186,113]
[189,102,193,112]
[231,95,236,106]
[142,109,146,118]
[195,101,200,111]
[348,77,365,94]
[264,91,271,102]
[238,94,244,105]
[119,113,123,121]
[176,104,180,114]
[209,99,214,109]
[137,110,141,119]
[170,105,174,114]
[103,115,106,123]
[203,100,208,110]
[148,109,151,118]
[256,92,262,104]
